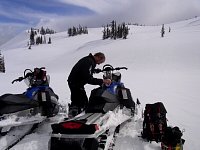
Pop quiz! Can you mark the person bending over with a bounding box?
[67,52,111,118]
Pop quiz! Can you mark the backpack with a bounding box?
[161,126,185,150]
[142,102,167,142]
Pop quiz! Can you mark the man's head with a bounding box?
[94,52,105,65]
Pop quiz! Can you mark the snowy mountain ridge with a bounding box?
[0,17,200,149]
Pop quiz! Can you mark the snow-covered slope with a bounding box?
[1,17,200,150]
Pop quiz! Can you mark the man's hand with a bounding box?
[103,79,112,86]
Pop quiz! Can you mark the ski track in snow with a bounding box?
[1,17,200,149]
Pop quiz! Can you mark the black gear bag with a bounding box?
[142,102,167,142]
[161,126,185,150]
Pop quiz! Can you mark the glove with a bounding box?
[103,79,112,86]
[93,68,101,73]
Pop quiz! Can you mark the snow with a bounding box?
[0,114,46,127]
[98,107,132,131]
[1,17,200,149]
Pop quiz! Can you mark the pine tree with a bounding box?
[84,27,88,34]
[111,20,115,39]
[118,25,122,38]
[102,21,129,40]
[169,27,171,32]
[40,36,43,44]
[0,50,5,73]
[114,21,117,39]
[40,26,46,35]
[106,24,110,38]
[102,26,107,40]
[72,27,76,36]
[30,28,35,45]
[48,37,51,44]
[36,36,40,45]
[68,25,88,37]
[28,41,31,49]
[161,24,165,37]
[68,28,72,36]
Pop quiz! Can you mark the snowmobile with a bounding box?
[49,64,136,150]
[0,67,60,135]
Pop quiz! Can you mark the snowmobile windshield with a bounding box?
[112,72,121,82]
[103,70,112,80]
[24,76,32,87]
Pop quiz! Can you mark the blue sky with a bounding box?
[1,0,199,27]
[0,0,94,25]
[0,0,200,46]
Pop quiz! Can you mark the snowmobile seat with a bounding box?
[0,94,39,105]
[0,94,39,115]
[86,87,120,113]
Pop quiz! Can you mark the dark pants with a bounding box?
[68,82,88,109]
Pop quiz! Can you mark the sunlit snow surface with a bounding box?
[1,17,200,149]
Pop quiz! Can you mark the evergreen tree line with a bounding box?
[68,25,88,37]
[29,27,55,36]
[103,20,129,40]
[0,50,5,73]
[35,35,51,45]
[29,27,53,47]
[40,26,55,35]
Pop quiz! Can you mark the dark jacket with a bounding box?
[68,53,103,87]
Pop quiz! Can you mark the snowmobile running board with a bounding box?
[70,113,103,123]
[0,108,43,125]
[0,107,45,134]
[0,107,38,120]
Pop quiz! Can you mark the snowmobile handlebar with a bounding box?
[11,72,33,84]
[11,70,33,84]
[102,64,127,72]
[94,64,127,73]
[11,77,24,84]
[113,67,128,71]
[11,67,45,84]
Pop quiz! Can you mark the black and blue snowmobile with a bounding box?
[0,67,60,135]
[49,64,135,150]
